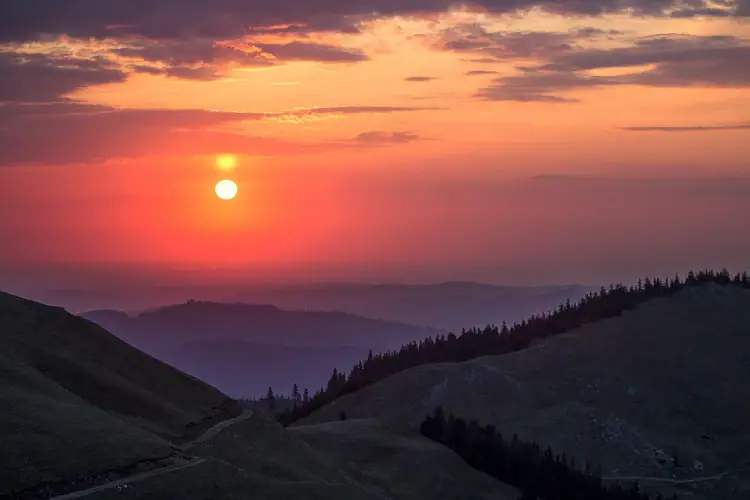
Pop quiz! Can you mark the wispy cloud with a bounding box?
[621,123,750,132]
[405,76,437,82]
[350,131,421,144]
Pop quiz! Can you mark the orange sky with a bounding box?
[1,5,749,285]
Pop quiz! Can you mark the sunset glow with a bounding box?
[1,1,749,285]
[216,155,238,172]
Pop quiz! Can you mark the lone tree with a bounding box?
[339,410,347,421]
[266,386,276,412]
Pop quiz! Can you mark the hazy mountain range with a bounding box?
[80,283,593,397]
[25,282,594,330]
[82,301,440,397]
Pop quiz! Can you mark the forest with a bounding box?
[420,407,677,500]
[274,269,749,425]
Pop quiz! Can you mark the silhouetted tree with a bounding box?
[266,386,276,411]
[292,384,300,404]
[418,408,678,500]
[339,410,347,421]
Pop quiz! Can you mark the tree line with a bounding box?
[420,407,677,500]
[274,269,749,425]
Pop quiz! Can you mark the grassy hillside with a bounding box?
[0,291,240,498]
[84,412,517,500]
[297,283,750,499]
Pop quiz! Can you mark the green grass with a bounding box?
[0,291,240,497]
[296,284,750,500]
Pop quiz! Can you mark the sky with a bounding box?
[1,0,749,289]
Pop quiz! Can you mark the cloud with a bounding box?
[0,103,434,165]
[351,131,421,144]
[405,76,437,82]
[0,52,126,102]
[621,123,750,132]
[438,26,578,61]
[115,39,368,80]
[477,71,608,102]
[0,0,743,44]
[477,34,750,102]
[465,70,499,75]
[253,41,369,62]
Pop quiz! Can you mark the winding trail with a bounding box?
[47,458,207,500]
[603,466,750,485]
[47,410,254,500]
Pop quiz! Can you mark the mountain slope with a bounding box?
[0,291,240,498]
[297,284,750,499]
[77,413,518,500]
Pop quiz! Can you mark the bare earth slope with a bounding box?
[0,291,240,498]
[298,284,750,499]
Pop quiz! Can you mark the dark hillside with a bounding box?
[0,291,240,498]
[280,270,749,426]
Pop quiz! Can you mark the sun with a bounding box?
[215,180,238,200]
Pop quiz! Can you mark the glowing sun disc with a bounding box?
[215,180,238,200]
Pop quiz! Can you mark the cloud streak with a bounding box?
[0,103,434,165]
[621,123,750,132]
[351,131,421,144]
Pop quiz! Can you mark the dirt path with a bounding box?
[48,458,207,500]
[603,466,750,485]
[47,410,254,500]
[180,410,254,450]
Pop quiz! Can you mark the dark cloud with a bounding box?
[115,39,366,80]
[0,52,126,103]
[0,103,433,165]
[351,131,421,144]
[0,0,742,44]
[113,39,271,80]
[477,71,610,102]
[478,35,750,102]
[621,123,750,131]
[439,25,577,60]
[405,76,437,82]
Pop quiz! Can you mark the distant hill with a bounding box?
[297,283,750,499]
[28,282,594,332]
[230,282,595,332]
[0,291,240,498]
[167,340,370,398]
[82,301,441,398]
